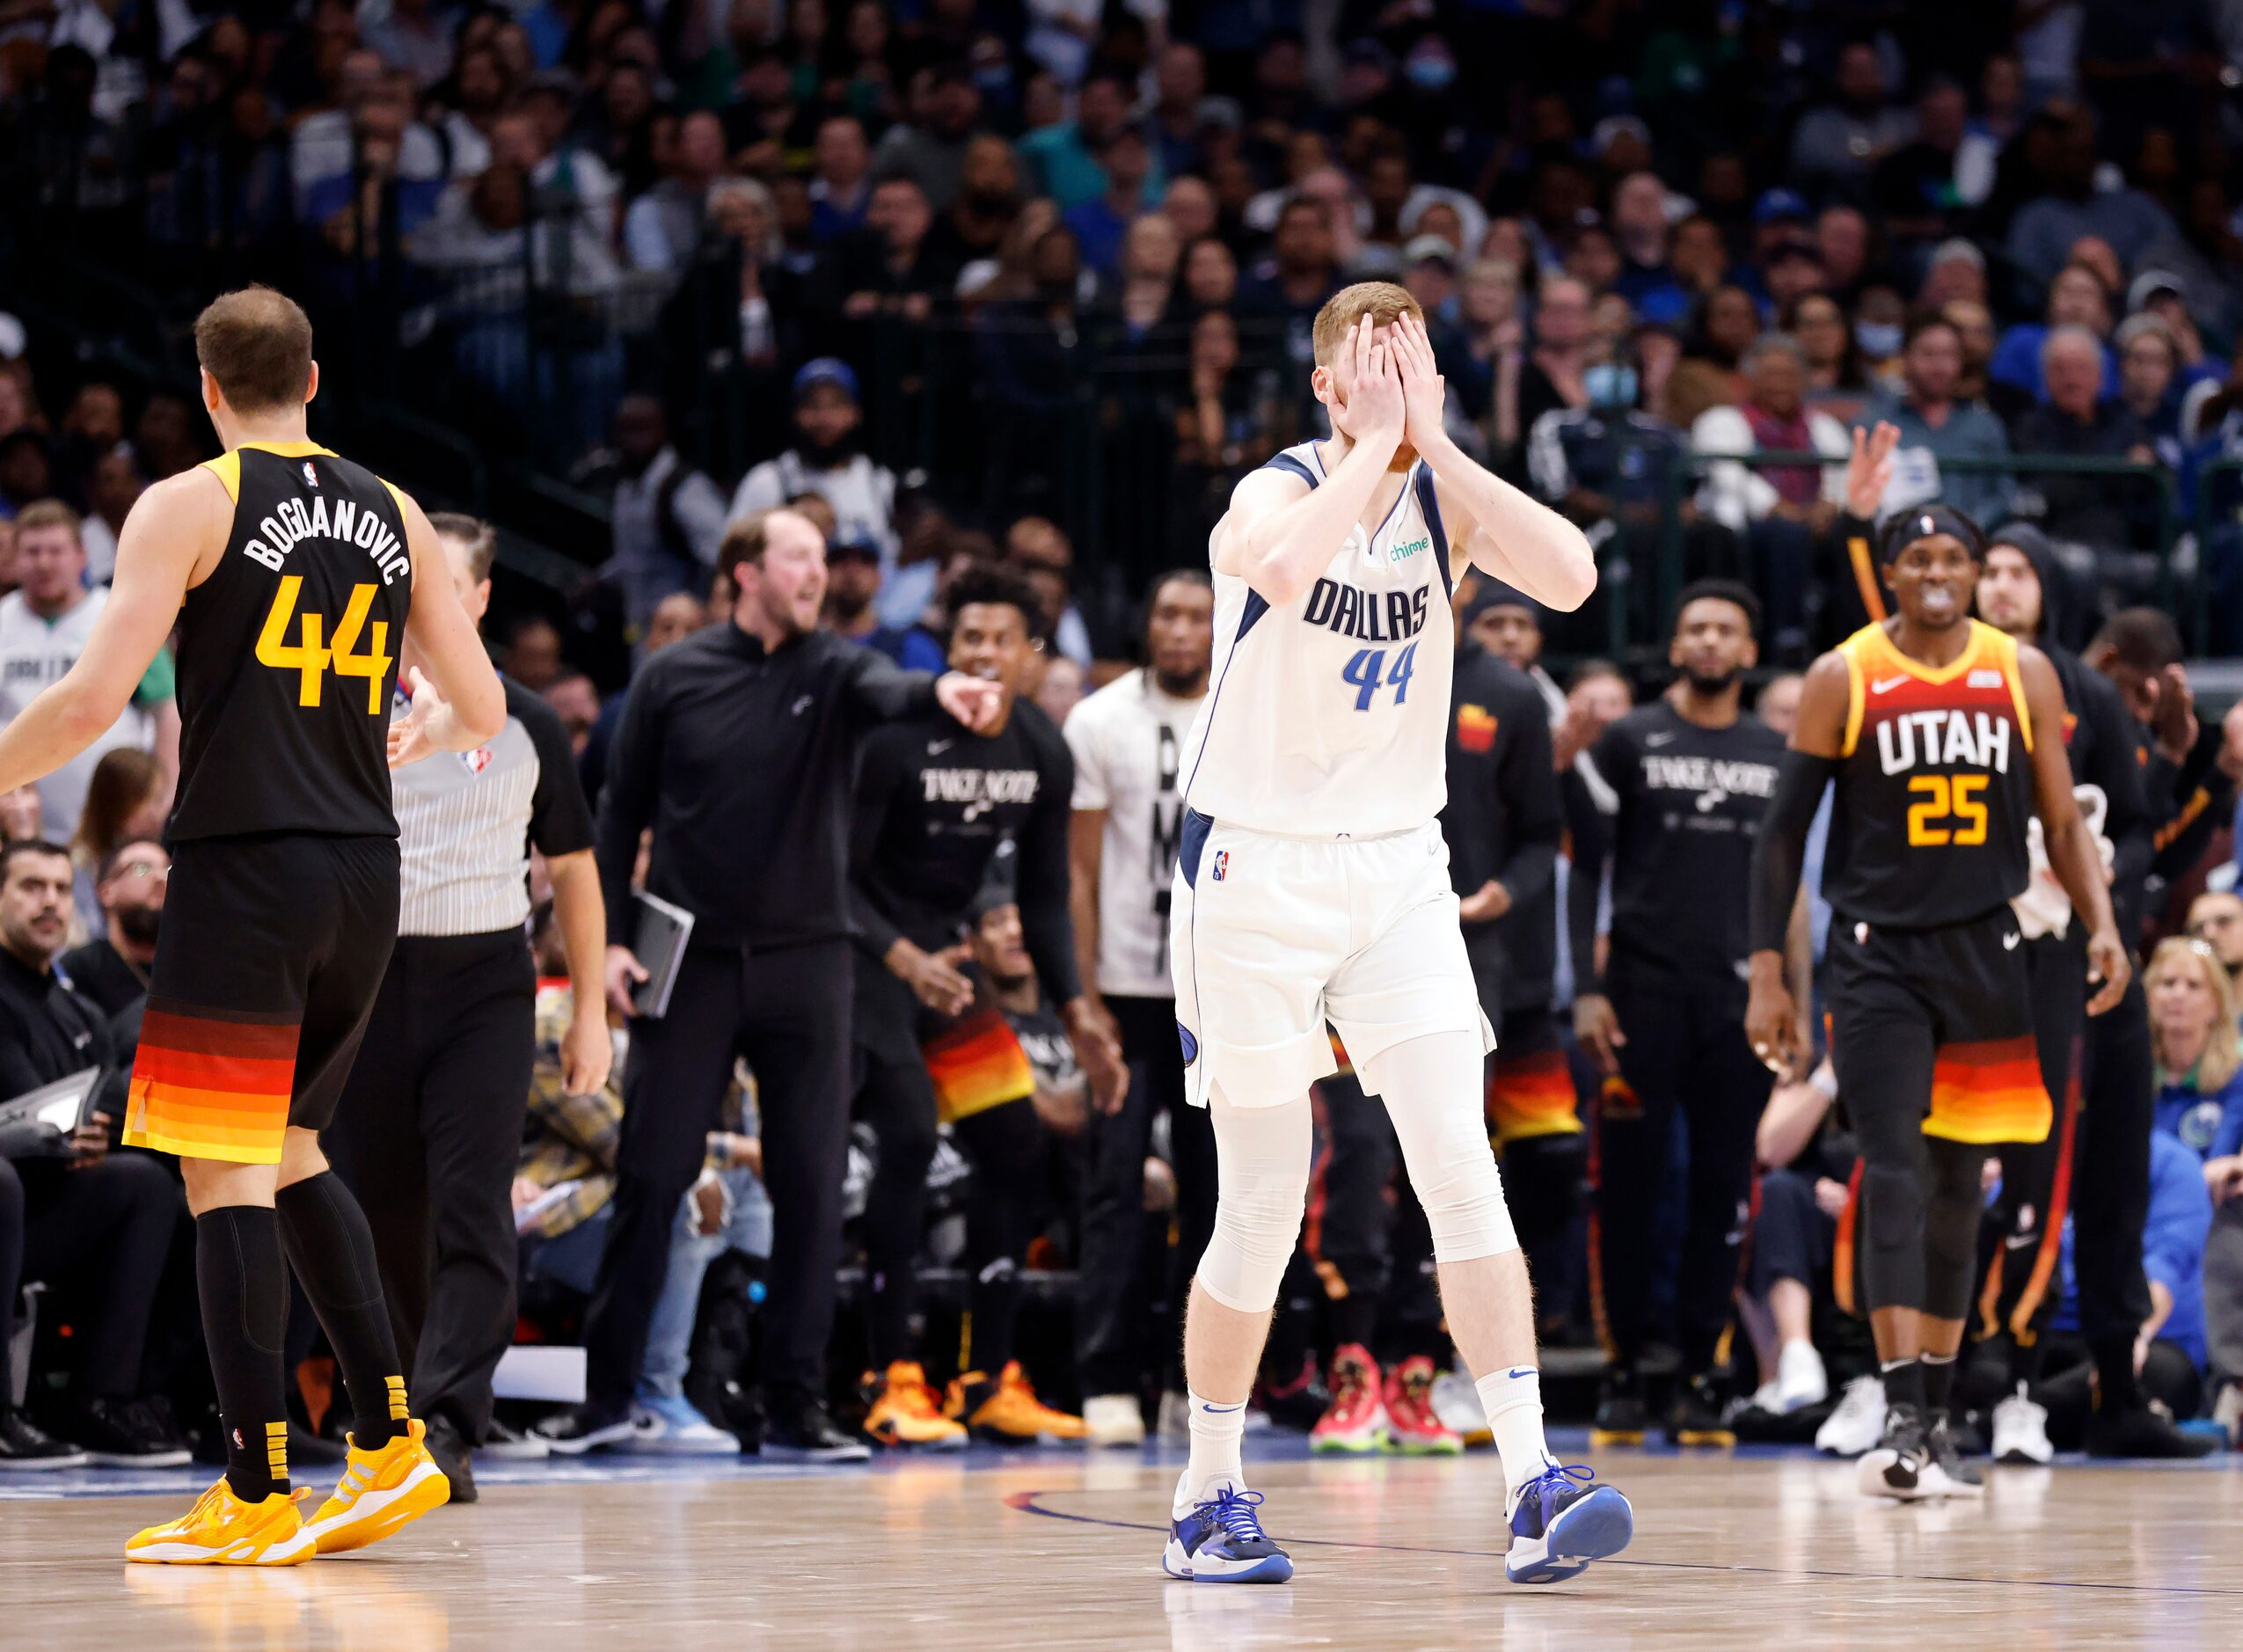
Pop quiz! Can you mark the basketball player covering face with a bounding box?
[0,287,505,1563]
[1745,423,2129,1502]
[1163,287,1633,1588]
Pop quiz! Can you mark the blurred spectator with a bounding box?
[729,359,908,621]
[2147,938,2243,1165]
[1991,263,2118,404]
[623,112,730,277]
[2115,315,2188,468]
[504,615,566,691]
[605,394,728,634]
[75,448,143,586]
[435,41,514,177]
[1859,313,2016,527]
[1787,42,1914,196]
[1918,238,1990,308]
[925,135,1024,285]
[1871,75,1972,245]
[823,538,944,671]
[1670,215,1729,301]
[873,62,985,212]
[67,749,167,939]
[2006,104,2180,285]
[808,114,874,245]
[1005,516,1092,666]
[1173,308,1279,541]
[0,839,186,1470]
[0,432,54,515]
[1243,197,1342,380]
[1019,68,1144,212]
[52,384,122,513]
[1063,128,1152,282]
[1814,207,1874,307]
[57,837,164,1018]
[824,175,947,345]
[1607,172,1681,315]
[0,504,178,839]
[1103,216,1180,340]
[1034,655,1084,725]
[1790,295,1867,419]
[2011,325,2155,548]
[543,673,603,759]
[1692,336,1845,657]
[130,395,201,482]
[2189,891,2243,972]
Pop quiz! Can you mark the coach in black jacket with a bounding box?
[540,508,999,1460]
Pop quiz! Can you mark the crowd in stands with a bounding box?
[9,0,2243,1472]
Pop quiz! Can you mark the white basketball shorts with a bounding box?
[1169,809,1495,1110]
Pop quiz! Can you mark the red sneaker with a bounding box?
[1311,1344,1386,1454]
[1381,1356,1463,1456]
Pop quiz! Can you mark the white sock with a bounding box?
[1175,1389,1247,1516]
[1478,1367,1557,1498]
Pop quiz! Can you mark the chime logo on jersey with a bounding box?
[1874,708,2013,776]
[1212,850,1230,881]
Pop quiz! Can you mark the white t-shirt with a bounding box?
[0,588,162,837]
[1066,667,1205,999]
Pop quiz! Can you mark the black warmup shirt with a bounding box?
[1572,698,1786,993]
[596,625,940,951]
[850,702,1081,1007]
[1442,642,1563,1013]
[172,442,412,843]
[2041,643,2152,940]
[0,948,113,1100]
[57,937,148,1019]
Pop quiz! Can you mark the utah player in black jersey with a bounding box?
[1747,486,2127,1502]
[1571,581,1785,1449]
[849,563,1125,1447]
[0,289,504,1562]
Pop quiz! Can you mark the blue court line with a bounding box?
[1003,1489,2243,1599]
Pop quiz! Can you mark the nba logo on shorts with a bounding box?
[1212,850,1230,881]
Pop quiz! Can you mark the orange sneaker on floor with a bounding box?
[861,1362,968,1450]
[947,1362,1089,1444]
[126,1478,315,1566]
[301,1419,451,1555]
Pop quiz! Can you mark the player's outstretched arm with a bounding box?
[2020,644,2130,1015]
[0,470,215,798]
[1216,314,1403,606]
[1389,312,1596,613]
[1743,651,1849,1073]
[391,491,507,762]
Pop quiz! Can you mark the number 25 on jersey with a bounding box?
[257,575,392,713]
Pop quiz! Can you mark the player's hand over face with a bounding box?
[1392,312,1448,454]
[2084,925,2131,1017]
[1329,315,1406,455]
[936,671,1005,735]
[561,1008,614,1095]
[1743,977,1799,1076]
[1572,992,1625,1076]
[1065,997,1129,1115]
[1844,421,1899,519]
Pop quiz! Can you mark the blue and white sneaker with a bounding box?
[1504,1462,1633,1585]
[1161,1484,1294,1584]
[627,1393,740,1455]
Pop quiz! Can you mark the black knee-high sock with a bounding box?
[197,1205,291,1501]
[275,1173,406,1450]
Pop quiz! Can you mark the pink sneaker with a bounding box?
[1381,1356,1463,1456]
[1311,1344,1386,1454]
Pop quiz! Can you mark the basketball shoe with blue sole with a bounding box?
[1504,1463,1633,1585]
[1161,1485,1293,1584]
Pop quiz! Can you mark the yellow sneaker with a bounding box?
[947,1362,1090,1444]
[301,1418,451,1555]
[861,1362,968,1450]
[125,1478,316,1566]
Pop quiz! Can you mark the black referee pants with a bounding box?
[1595,963,1770,1376]
[324,930,535,1445]
[1073,994,1216,1400]
[581,940,851,1417]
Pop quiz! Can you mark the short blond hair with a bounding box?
[12,499,80,541]
[1311,281,1424,365]
[2147,936,2242,1093]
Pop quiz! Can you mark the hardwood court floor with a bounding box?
[4,1435,2239,1649]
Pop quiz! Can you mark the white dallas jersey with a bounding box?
[1177,441,1457,837]
[1066,667,1206,998]
[0,588,158,837]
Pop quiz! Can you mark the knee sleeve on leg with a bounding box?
[1859,1159,1927,1314]
[1361,1031,1519,1265]
[1195,1091,1312,1314]
[1922,1142,1986,1323]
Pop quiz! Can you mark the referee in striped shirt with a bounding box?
[324,514,611,1501]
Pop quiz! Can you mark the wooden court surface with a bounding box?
[5,1440,2239,1648]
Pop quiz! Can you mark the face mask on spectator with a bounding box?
[1584,363,1638,408]
[1854,320,1903,358]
